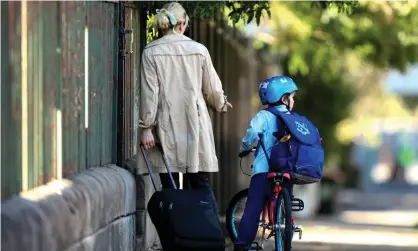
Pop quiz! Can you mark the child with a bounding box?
[234,75,298,251]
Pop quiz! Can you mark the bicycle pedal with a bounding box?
[291,197,304,212]
[293,225,303,240]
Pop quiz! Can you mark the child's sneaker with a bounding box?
[233,245,246,251]
[234,242,262,251]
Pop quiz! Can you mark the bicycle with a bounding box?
[225,144,305,251]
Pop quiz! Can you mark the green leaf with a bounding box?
[247,10,255,24]
[228,9,237,17]
[255,8,262,25]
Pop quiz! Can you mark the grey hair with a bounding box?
[153,2,189,31]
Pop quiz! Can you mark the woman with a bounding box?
[139,2,232,210]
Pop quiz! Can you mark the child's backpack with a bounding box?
[263,107,325,184]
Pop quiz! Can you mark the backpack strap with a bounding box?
[263,107,295,172]
[264,107,291,140]
[258,133,274,169]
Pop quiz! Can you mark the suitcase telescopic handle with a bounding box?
[139,143,178,191]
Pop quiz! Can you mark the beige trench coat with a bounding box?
[136,34,227,174]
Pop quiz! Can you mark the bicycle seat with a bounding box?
[267,172,291,180]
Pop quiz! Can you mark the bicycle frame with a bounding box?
[258,133,284,230]
[259,174,286,240]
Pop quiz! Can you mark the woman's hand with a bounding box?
[222,101,233,113]
[220,98,233,113]
[141,128,155,149]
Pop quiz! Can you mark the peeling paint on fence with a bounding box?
[60,1,86,178]
[85,1,117,168]
[1,1,119,200]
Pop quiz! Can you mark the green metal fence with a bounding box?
[1,1,275,210]
[1,1,120,200]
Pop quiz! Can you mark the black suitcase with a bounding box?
[140,144,225,251]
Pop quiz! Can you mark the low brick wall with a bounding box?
[1,165,136,251]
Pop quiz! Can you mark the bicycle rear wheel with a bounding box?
[226,189,271,246]
[274,188,292,251]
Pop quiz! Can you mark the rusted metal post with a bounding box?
[117,1,125,168]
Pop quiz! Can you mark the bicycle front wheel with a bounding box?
[274,188,292,251]
[226,188,271,245]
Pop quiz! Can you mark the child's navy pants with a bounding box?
[235,172,293,247]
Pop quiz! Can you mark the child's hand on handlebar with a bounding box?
[238,147,257,158]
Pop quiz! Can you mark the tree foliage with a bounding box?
[139,1,361,26]
[270,1,418,73]
[138,1,270,26]
[140,1,362,44]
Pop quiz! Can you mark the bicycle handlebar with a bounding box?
[238,134,264,158]
[238,146,257,158]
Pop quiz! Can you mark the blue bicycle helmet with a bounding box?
[258,75,298,105]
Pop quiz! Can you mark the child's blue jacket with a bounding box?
[240,105,289,176]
